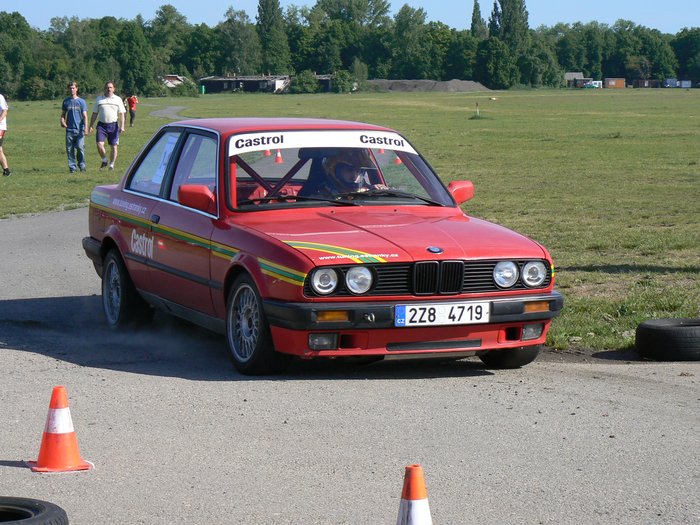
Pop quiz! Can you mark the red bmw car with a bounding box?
[83,118,563,374]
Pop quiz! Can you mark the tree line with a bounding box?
[1,0,699,100]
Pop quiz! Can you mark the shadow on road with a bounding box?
[0,295,494,381]
[592,349,642,361]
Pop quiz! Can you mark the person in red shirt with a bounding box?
[126,94,139,127]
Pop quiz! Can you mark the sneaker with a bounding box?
[69,168,76,173]
[100,160,108,170]
[2,168,10,177]
[79,166,86,172]
[108,165,114,171]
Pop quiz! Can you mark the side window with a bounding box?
[169,134,217,202]
[127,131,180,196]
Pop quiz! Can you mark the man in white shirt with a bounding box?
[0,92,11,176]
[89,81,126,171]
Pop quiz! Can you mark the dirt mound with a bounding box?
[368,79,490,92]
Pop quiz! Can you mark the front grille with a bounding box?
[303,259,552,297]
[414,261,439,294]
[414,261,464,295]
[442,261,465,293]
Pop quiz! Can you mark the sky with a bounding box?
[10,0,696,35]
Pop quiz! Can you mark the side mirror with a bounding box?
[448,180,474,205]
[178,184,216,214]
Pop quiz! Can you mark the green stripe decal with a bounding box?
[259,258,306,284]
[91,203,152,230]
[93,204,304,286]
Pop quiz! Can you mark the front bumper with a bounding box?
[263,291,564,357]
[264,291,563,330]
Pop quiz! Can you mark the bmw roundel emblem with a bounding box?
[427,246,443,254]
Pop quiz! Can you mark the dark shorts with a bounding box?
[96,121,120,146]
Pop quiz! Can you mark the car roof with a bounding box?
[169,117,394,135]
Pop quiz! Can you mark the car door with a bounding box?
[120,129,182,294]
[148,131,218,316]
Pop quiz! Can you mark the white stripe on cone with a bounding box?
[44,407,75,434]
[397,498,432,525]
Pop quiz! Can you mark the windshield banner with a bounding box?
[228,130,418,157]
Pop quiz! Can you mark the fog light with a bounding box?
[522,323,544,341]
[308,333,338,350]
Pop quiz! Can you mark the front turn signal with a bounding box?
[524,301,550,313]
[317,311,350,322]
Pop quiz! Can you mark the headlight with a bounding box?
[522,261,547,287]
[493,261,518,288]
[310,268,338,295]
[345,266,373,294]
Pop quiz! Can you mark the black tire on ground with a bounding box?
[226,274,290,375]
[479,345,541,369]
[635,318,700,361]
[0,496,68,524]
[101,249,154,329]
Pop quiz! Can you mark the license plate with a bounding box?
[395,301,490,327]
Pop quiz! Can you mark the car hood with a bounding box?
[239,208,547,265]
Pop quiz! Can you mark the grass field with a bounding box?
[1,89,698,352]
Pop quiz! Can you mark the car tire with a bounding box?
[0,496,68,524]
[479,345,541,369]
[102,249,154,328]
[636,318,700,361]
[226,274,291,375]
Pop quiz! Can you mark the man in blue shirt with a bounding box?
[60,81,88,173]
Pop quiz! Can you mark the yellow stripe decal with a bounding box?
[284,241,386,263]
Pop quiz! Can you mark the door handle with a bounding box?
[151,214,160,224]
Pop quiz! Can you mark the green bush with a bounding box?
[332,70,354,93]
[290,70,319,94]
[170,82,200,97]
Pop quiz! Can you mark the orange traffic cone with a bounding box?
[264,149,271,157]
[27,386,92,472]
[274,149,284,164]
[397,464,432,525]
[393,155,403,165]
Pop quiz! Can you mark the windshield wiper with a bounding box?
[335,189,443,206]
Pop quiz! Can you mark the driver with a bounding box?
[315,149,387,197]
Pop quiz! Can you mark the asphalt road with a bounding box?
[1,209,698,524]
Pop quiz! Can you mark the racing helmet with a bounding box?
[323,149,373,180]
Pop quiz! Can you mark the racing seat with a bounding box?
[298,157,329,197]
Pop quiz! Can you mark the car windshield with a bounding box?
[226,129,454,210]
